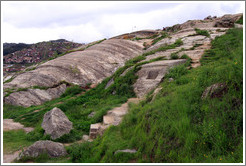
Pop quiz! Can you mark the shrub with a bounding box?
[195,28,210,37]
[61,85,84,97]
[170,53,179,59]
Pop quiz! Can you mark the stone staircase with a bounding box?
[89,98,140,139]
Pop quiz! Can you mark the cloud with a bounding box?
[1,1,244,44]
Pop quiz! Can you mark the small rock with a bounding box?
[201,83,227,99]
[82,135,89,141]
[19,140,67,159]
[88,111,96,118]
[169,78,174,82]
[42,107,73,140]
[151,87,162,102]
[204,15,212,20]
[115,149,137,155]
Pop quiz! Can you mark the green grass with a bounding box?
[3,130,34,154]
[3,28,242,163]
[235,15,243,25]
[151,31,169,45]
[195,28,210,37]
[170,53,179,59]
[67,28,243,163]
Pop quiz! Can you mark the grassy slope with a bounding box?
[3,27,243,163]
[67,28,243,163]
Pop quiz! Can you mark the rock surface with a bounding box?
[133,59,186,98]
[4,84,67,107]
[19,140,67,158]
[202,83,227,99]
[4,39,143,107]
[42,107,73,139]
[89,98,140,139]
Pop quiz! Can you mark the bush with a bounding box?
[195,28,210,37]
[170,53,179,59]
[61,85,84,97]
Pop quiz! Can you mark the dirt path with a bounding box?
[3,119,34,133]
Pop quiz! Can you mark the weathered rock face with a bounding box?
[201,83,227,99]
[42,107,73,140]
[4,39,143,107]
[19,140,67,158]
[214,14,242,28]
[4,84,67,107]
[133,59,186,98]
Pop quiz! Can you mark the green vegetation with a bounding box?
[142,38,183,56]
[61,85,85,98]
[3,28,242,163]
[190,43,203,50]
[85,38,106,49]
[67,28,243,163]
[3,130,34,153]
[151,31,169,45]
[235,15,243,25]
[195,28,210,37]
[170,53,179,59]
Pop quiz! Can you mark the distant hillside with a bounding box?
[3,39,83,64]
[3,43,31,56]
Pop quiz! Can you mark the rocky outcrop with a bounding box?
[4,84,67,107]
[4,39,143,107]
[19,140,67,159]
[42,107,73,139]
[133,59,186,98]
[214,14,242,28]
[201,83,227,99]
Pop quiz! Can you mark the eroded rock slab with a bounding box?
[4,84,67,107]
[133,59,186,98]
[4,39,143,107]
[42,107,73,139]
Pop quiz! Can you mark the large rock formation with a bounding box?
[4,84,66,107]
[3,14,242,107]
[42,107,73,139]
[4,39,143,107]
[19,140,67,158]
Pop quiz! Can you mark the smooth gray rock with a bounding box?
[19,140,67,159]
[42,107,73,139]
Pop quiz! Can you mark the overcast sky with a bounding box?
[1,1,244,44]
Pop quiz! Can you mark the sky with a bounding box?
[1,1,245,44]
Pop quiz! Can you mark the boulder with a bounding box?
[201,83,227,99]
[19,140,67,159]
[42,107,73,139]
[214,14,242,28]
[204,15,212,20]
